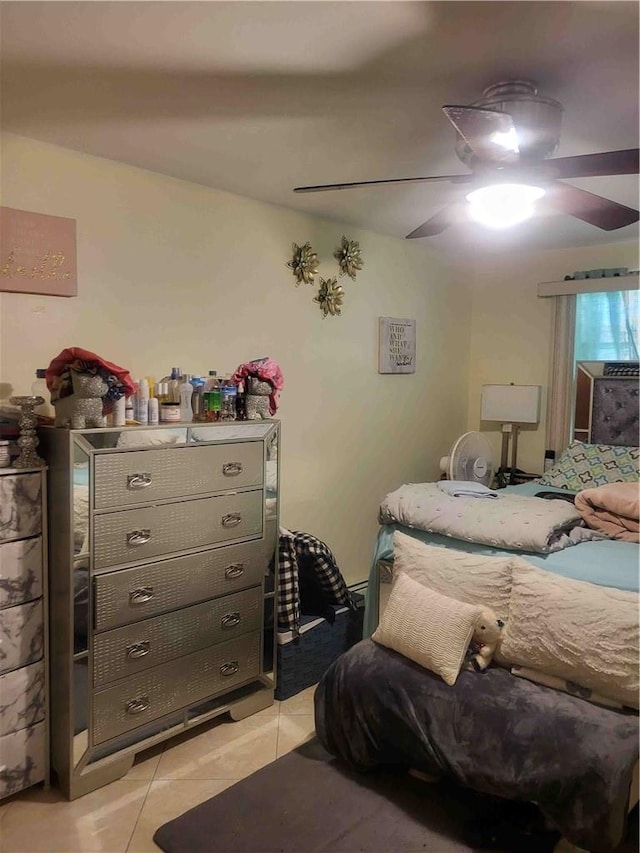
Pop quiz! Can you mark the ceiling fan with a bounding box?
[293,81,640,238]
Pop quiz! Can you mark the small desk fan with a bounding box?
[440,431,495,487]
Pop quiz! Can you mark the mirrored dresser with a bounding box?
[0,466,49,799]
[40,421,279,799]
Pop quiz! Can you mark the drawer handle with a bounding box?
[221,612,242,630]
[129,587,154,605]
[223,462,243,477]
[224,563,245,579]
[220,661,239,677]
[221,513,242,528]
[127,529,151,546]
[126,641,151,659]
[125,696,150,715]
[127,473,153,490]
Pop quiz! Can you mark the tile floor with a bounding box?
[0,686,318,853]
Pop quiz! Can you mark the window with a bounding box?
[575,290,639,361]
[544,280,639,455]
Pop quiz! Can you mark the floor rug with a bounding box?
[153,738,640,853]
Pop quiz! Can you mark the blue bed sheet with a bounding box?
[363,483,640,638]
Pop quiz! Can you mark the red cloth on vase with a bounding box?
[231,357,284,415]
[45,347,137,415]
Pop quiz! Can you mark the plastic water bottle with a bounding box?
[190,377,206,422]
[178,375,194,422]
[220,378,237,421]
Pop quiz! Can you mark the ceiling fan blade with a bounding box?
[405,202,469,239]
[544,182,639,231]
[546,149,639,179]
[293,174,471,193]
[442,105,519,163]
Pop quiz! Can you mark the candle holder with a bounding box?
[9,396,46,468]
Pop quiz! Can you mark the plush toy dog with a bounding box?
[245,377,273,420]
[464,607,505,673]
[54,371,109,429]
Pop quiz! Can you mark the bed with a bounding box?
[364,480,640,638]
[316,443,639,852]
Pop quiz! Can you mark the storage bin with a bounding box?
[275,593,365,700]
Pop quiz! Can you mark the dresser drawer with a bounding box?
[92,632,261,744]
[0,721,45,799]
[94,490,263,570]
[0,599,43,675]
[93,586,262,686]
[0,661,45,736]
[94,540,270,631]
[0,474,42,541]
[0,537,42,609]
[94,442,264,509]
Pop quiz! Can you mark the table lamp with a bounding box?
[480,384,541,483]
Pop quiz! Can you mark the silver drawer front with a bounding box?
[94,442,264,509]
[92,632,261,744]
[93,491,263,570]
[93,586,262,686]
[94,540,270,631]
[0,537,42,609]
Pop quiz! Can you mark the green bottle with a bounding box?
[205,371,221,422]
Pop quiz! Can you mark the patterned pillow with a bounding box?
[537,441,639,491]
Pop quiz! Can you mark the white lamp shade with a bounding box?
[481,384,541,424]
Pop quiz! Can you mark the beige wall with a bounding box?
[0,133,472,583]
[465,242,639,475]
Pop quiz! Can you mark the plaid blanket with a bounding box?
[278,530,354,636]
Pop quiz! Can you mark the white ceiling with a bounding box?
[1,1,639,259]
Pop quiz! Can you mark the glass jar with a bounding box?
[160,402,181,423]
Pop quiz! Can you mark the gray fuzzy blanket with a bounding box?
[315,640,638,852]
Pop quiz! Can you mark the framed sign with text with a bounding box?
[378,317,416,374]
[0,206,77,296]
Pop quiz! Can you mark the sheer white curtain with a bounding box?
[545,294,576,455]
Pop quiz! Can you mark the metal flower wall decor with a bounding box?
[286,236,362,318]
[333,235,364,280]
[314,277,345,318]
[286,241,319,286]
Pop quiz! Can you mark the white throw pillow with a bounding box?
[393,531,512,623]
[499,559,639,709]
[372,570,481,686]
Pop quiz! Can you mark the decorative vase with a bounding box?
[9,396,46,468]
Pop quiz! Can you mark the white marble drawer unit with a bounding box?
[0,467,48,800]
[40,422,280,800]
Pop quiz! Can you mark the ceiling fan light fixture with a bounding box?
[490,127,520,153]
[466,183,545,229]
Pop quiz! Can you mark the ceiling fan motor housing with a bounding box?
[455,81,564,167]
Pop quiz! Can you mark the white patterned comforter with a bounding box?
[379,483,603,553]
